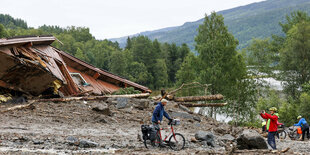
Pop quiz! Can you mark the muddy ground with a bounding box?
[0,98,309,155]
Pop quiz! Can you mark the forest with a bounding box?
[0,11,310,126]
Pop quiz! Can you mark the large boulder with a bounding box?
[116,98,129,109]
[133,99,150,110]
[237,129,268,150]
[195,130,215,147]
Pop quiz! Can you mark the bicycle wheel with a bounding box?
[169,133,185,151]
[144,134,160,149]
[278,131,287,139]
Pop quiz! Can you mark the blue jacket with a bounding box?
[151,102,171,123]
[294,118,308,127]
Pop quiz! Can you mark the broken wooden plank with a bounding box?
[173,94,223,102]
[181,102,228,107]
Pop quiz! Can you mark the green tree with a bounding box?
[246,38,277,74]
[194,12,255,121]
[0,24,8,38]
[176,52,198,85]
[74,47,88,61]
[280,11,310,34]
[153,59,168,89]
[280,21,310,98]
[110,50,127,77]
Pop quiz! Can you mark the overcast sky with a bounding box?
[0,0,264,39]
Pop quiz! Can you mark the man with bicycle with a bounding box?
[294,115,310,141]
[152,99,172,129]
[260,107,278,150]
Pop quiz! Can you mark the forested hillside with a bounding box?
[110,0,310,49]
[1,8,310,126]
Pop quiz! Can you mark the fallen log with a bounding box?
[31,93,150,102]
[181,102,228,107]
[1,102,35,113]
[105,93,150,98]
[173,94,223,102]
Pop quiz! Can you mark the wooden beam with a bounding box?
[93,72,100,80]
[173,94,223,102]
[30,93,150,103]
[181,102,228,107]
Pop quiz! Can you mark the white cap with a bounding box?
[161,99,168,103]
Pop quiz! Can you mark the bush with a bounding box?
[112,87,141,95]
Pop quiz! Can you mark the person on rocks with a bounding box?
[294,115,310,141]
[260,107,278,150]
[151,99,172,146]
[152,99,172,129]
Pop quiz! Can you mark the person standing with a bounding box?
[260,107,278,150]
[294,115,310,141]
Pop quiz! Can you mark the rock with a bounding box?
[79,139,99,148]
[94,115,107,123]
[33,140,44,145]
[195,130,215,147]
[116,98,129,109]
[214,126,227,135]
[218,134,235,142]
[191,137,198,143]
[179,104,193,114]
[236,129,268,150]
[134,99,150,110]
[193,116,201,122]
[66,136,79,146]
[92,103,111,116]
[171,111,193,119]
[107,98,116,104]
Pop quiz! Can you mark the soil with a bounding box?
[0,98,309,154]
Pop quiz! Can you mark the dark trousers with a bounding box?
[301,124,310,140]
[267,132,277,150]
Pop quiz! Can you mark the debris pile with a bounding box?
[0,97,306,154]
[0,36,151,102]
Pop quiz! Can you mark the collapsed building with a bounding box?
[0,35,151,98]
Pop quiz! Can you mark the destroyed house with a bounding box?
[0,36,151,97]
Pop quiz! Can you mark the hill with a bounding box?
[110,0,310,49]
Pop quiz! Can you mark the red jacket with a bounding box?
[260,113,278,132]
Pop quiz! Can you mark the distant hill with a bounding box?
[110,0,310,50]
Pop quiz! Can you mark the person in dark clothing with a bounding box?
[260,107,278,150]
[294,115,310,141]
[151,99,172,146]
[151,99,172,127]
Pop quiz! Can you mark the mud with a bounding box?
[0,99,309,154]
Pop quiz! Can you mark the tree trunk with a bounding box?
[173,94,223,102]
[181,102,227,107]
[32,93,150,102]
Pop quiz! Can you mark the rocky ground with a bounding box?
[0,97,309,154]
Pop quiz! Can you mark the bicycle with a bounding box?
[288,126,301,140]
[143,119,185,151]
[276,124,287,139]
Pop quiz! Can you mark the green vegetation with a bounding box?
[2,7,310,126]
[112,87,141,95]
[247,11,310,126]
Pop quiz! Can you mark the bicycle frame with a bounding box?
[155,124,177,144]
